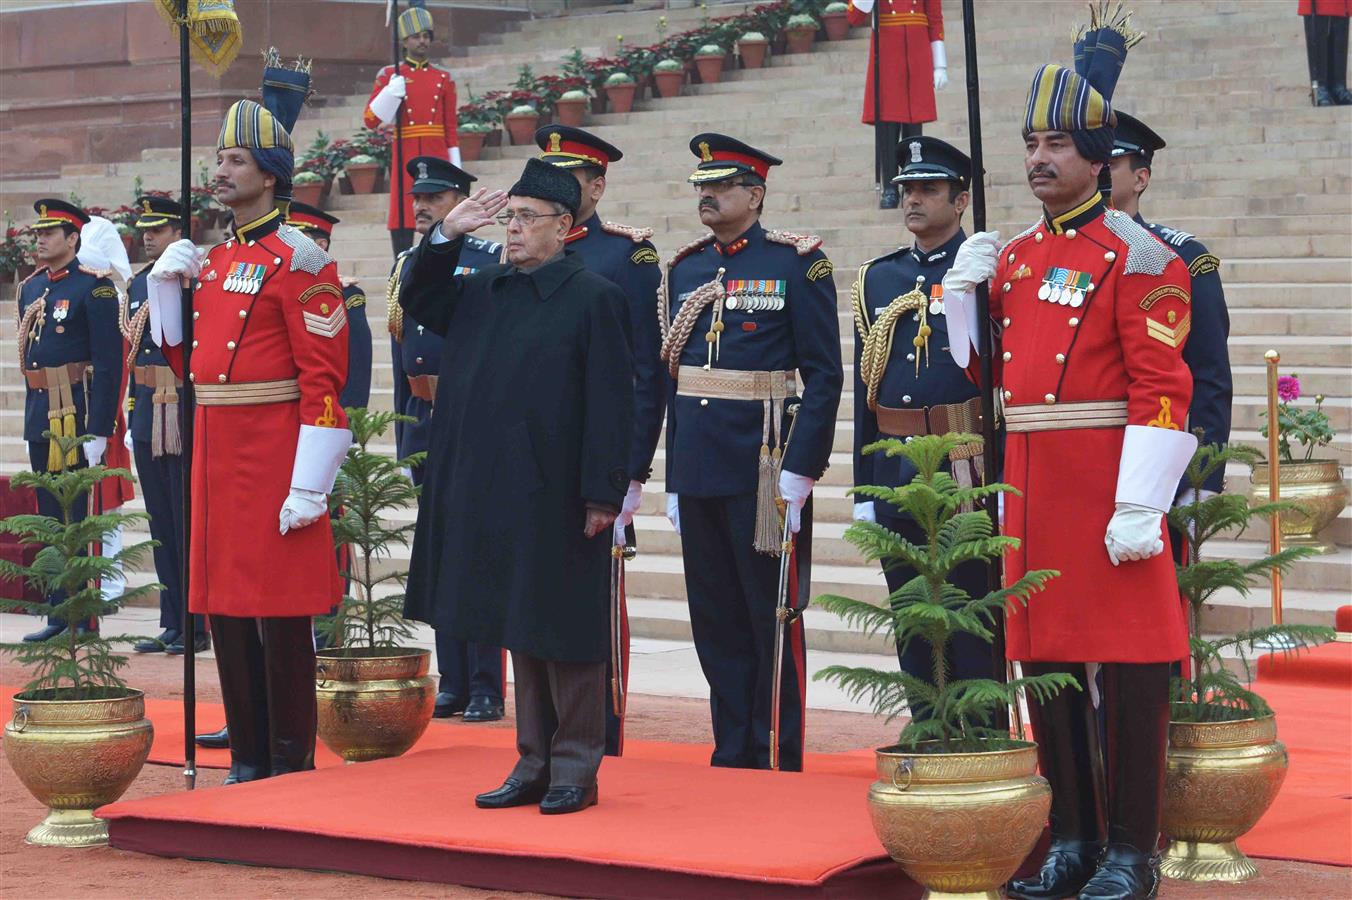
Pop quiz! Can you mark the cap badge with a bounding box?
[699,141,713,163]
[417,161,429,180]
[143,200,153,213]
[548,132,562,153]
[909,141,923,164]
[38,204,47,218]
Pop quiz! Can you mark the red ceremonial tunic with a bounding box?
[163,209,349,618]
[1299,0,1351,17]
[848,0,943,125]
[364,58,458,231]
[987,196,1193,664]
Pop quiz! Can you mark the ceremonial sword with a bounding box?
[610,524,636,718]
[769,400,803,772]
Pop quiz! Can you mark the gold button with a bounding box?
[1002,317,1011,327]
[1035,232,1044,243]
[1066,228,1077,239]
[274,257,282,265]
[1055,353,1066,365]
[191,339,199,348]
[1002,282,1011,292]
[188,373,196,383]
[144,348,151,354]
[1044,393,1056,404]
[226,341,236,350]
[238,310,247,319]
[193,311,201,320]
[218,374,227,383]
[700,398,709,407]
[1007,254,1015,263]
[1104,251,1117,262]
[1069,317,1080,327]
[1003,390,1013,401]
[1002,351,1012,362]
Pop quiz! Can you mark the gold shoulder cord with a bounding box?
[858,277,929,411]
[386,259,405,341]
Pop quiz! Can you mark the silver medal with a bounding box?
[1038,282,1052,301]
[1070,289,1085,308]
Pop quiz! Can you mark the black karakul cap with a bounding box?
[509,157,582,217]
[892,136,973,186]
[133,195,184,228]
[406,155,477,195]
[687,132,782,184]
[535,124,623,171]
[1111,110,1166,163]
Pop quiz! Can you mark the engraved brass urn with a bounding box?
[1251,460,1348,553]
[1161,715,1287,882]
[868,742,1051,899]
[4,690,153,847]
[315,648,435,762]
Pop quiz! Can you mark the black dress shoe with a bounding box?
[539,784,598,815]
[22,623,67,643]
[165,632,210,655]
[195,727,230,749]
[134,629,179,653]
[475,777,549,809]
[1007,838,1104,900]
[223,761,268,785]
[879,185,900,209]
[1077,844,1159,900]
[463,696,505,722]
[1313,83,1336,106]
[434,692,467,718]
[1333,83,1352,105]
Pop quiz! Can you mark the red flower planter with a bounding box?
[653,70,684,98]
[822,12,850,41]
[459,131,487,162]
[695,55,725,85]
[785,27,817,54]
[345,163,381,194]
[738,40,769,69]
[554,98,588,126]
[605,82,637,114]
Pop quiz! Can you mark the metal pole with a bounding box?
[177,0,197,792]
[392,1,406,239]
[872,4,883,196]
[1264,350,1284,626]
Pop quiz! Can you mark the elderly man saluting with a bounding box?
[398,159,634,816]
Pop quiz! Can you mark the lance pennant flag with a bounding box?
[154,0,243,76]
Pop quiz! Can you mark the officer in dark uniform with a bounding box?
[18,199,123,642]
[389,154,506,722]
[851,136,993,704]
[1109,111,1232,560]
[660,134,843,772]
[126,196,208,655]
[535,124,663,757]
[286,202,372,410]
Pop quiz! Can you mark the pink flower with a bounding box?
[1277,375,1300,403]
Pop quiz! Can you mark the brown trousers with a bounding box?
[508,651,605,789]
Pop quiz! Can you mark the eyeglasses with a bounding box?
[495,211,567,226]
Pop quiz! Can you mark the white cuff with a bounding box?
[291,423,353,493]
[429,225,452,245]
[931,40,947,70]
[943,288,978,370]
[147,276,184,347]
[368,90,401,125]
[449,146,462,166]
[1115,424,1199,512]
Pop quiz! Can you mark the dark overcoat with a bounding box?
[399,234,633,663]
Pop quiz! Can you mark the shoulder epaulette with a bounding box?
[78,264,112,279]
[1150,223,1196,248]
[669,234,716,268]
[1102,210,1177,276]
[764,230,823,256]
[465,235,503,255]
[276,224,334,275]
[601,221,655,243]
[17,266,49,291]
[1001,220,1042,256]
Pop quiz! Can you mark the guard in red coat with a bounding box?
[945,53,1197,899]
[147,53,351,785]
[364,2,459,255]
[1301,0,1352,105]
[847,0,948,208]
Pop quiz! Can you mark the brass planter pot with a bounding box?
[1251,460,1348,552]
[868,742,1050,899]
[1161,716,1287,882]
[3,689,153,847]
[315,648,435,763]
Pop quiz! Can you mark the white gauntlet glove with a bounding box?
[368,75,407,124]
[852,501,876,523]
[83,436,108,467]
[778,470,815,535]
[279,488,328,535]
[147,239,203,347]
[932,41,948,90]
[614,480,643,544]
[941,230,1002,370]
[1104,502,1165,566]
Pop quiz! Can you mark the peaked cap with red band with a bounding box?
[687,132,782,184]
[286,201,340,240]
[535,124,623,172]
[32,198,90,230]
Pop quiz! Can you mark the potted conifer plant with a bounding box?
[314,409,434,763]
[816,433,1073,895]
[1,433,157,847]
[1161,442,1333,883]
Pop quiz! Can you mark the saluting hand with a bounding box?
[439,188,509,240]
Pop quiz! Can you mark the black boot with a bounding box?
[1307,15,1335,106]
[1313,82,1336,106]
[1078,663,1170,900]
[22,623,67,643]
[1329,17,1352,104]
[210,614,272,782]
[263,616,317,777]
[1008,664,1104,900]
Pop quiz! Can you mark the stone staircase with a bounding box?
[2,0,1348,652]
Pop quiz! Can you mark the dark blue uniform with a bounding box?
[389,233,504,705]
[664,222,843,772]
[339,280,372,410]
[850,230,993,701]
[19,259,123,626]
[126,265,202,638]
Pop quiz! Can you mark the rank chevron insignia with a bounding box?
[302,304,347,338]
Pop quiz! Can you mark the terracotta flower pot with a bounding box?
[345,163,381,194]
[822,12,850,41]
[785,26,817,54]
[695,55,725,85]
[605,82,637,114]
[738,39,769,69]
[554,97,588,126]
[459,131,487,162]
[504,112,540,146]
[653,70,684,98]
[291,181,324,208]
